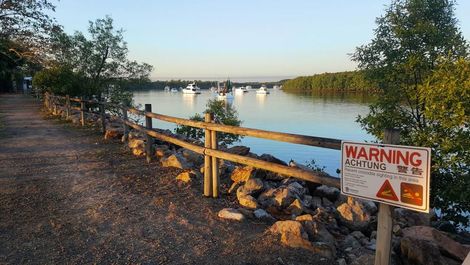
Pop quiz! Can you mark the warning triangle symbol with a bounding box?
[376,179,399,201]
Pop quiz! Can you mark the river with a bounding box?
[133,89,375,175]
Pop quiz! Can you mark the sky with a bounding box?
[51,0,470,81]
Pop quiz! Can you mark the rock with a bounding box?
[274,187,297,208]
[340,234,361,250]
[350,253,375,265]
[128,130,144,140]
[295,214,314,222]
[243,178,264,195]
[218,208,245,221]
[176,171,195,183]
[311,196,323,209]
[259,154,288,166]
[302,221,335,246]
[104,128,124,140]
[302,195,313,208]
[401,236,452,265]
[161,154,192,169]
[181,149,203,167]
[230,166,256,184]
[351,231,366,240]
[226,145,250,156]
[237,208,254,219]
[254,209,275,221]
[132,146,145,156]
[322,197,333,207]
[337,258,347,265]
[336,197,372,231]
[257,188,277,208]
[285,199,304,216]
[128,138,145,149]
[155,146,171,158]
[269,220,311,249]
[402,226,470,262]
[236,187,258,209]
[287,182,307,198]
[392,224,401,235]
[394,208,432,227]
[313,185,340,201]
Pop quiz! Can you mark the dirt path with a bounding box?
[0,94,329,265]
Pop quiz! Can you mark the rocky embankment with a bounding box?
[57,108,470,265]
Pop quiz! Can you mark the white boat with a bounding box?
[245,85,252,90]
[171,87,179,93]
[273,85,280,90]
[182,83,201,94]
[256,85,270,94]
[234,86,248,93]
[164,86,170,91]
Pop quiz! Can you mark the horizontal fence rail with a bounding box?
[43,92,342,195]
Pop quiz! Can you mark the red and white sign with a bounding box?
[341,141,431,212]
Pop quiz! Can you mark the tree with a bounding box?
[0,0,59,91]
[175,99,243,146]
[35,16,153,103]
[353,0,469,227]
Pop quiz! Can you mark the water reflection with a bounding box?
[182,94,197,110]
[255,93,267,107]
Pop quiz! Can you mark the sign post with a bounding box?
[340,129,431,265]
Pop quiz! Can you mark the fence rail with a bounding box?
[43,92,342,197]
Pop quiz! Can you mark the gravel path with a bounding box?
[0,94,330,265]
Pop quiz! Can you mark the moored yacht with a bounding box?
[182,83,201,94]
[256,85,270,94]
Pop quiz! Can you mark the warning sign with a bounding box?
[341,141,431,212]
[376,179,398,201]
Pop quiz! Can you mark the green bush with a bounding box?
[175,99,243,146]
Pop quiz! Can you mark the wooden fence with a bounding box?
[44,92,342,198]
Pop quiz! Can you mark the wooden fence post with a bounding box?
[145,104,154,163]
[65,95,70,120]
[122,106,129,142]
[375,128,400,265]
[53,96,57,115]
[204,112,213,197]
[44,92,49,110]
[99,100,106,134]
[211,118,219,198]
[80,97,85,126]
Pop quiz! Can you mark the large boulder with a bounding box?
[161,154,192,169]
[274,186,297,208]
[243,178,264,195]
[218,208,245,221]
[302,220,335,246]
[176,170,196,183]
[313,185,340,202]
[270,220,335,258]
[394,208,433,227]
[400,236,458,265]
[104,127,124,140]
[285,199,304,216]
[181,149,203,167]
[259,154,288,166]
[230,166,256,184]
[128,138,145,149]
[336,197,373,231]
[226,145,250,156]
[401,226,470,262]
[236,186,258,209]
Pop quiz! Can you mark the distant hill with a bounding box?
[282,71,376,92]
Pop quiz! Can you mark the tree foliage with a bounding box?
[34,16,153,103]
[282,71,375,92]
[353,0,469,227]
[175,99,243,146]
[0,0,59,90]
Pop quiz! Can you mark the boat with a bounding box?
[256,85,270,94]
[216,80,234,100]
[182,83,201,94]
[234,86,248,93]
[245,85,252,90]
[171,87,179,93]
[273,85,280,90]
[164,86,170,91]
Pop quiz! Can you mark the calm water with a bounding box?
[133,89,375,175]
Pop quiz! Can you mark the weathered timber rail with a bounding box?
[44,92,342,197]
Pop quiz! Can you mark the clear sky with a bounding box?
[52,0,470,81]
